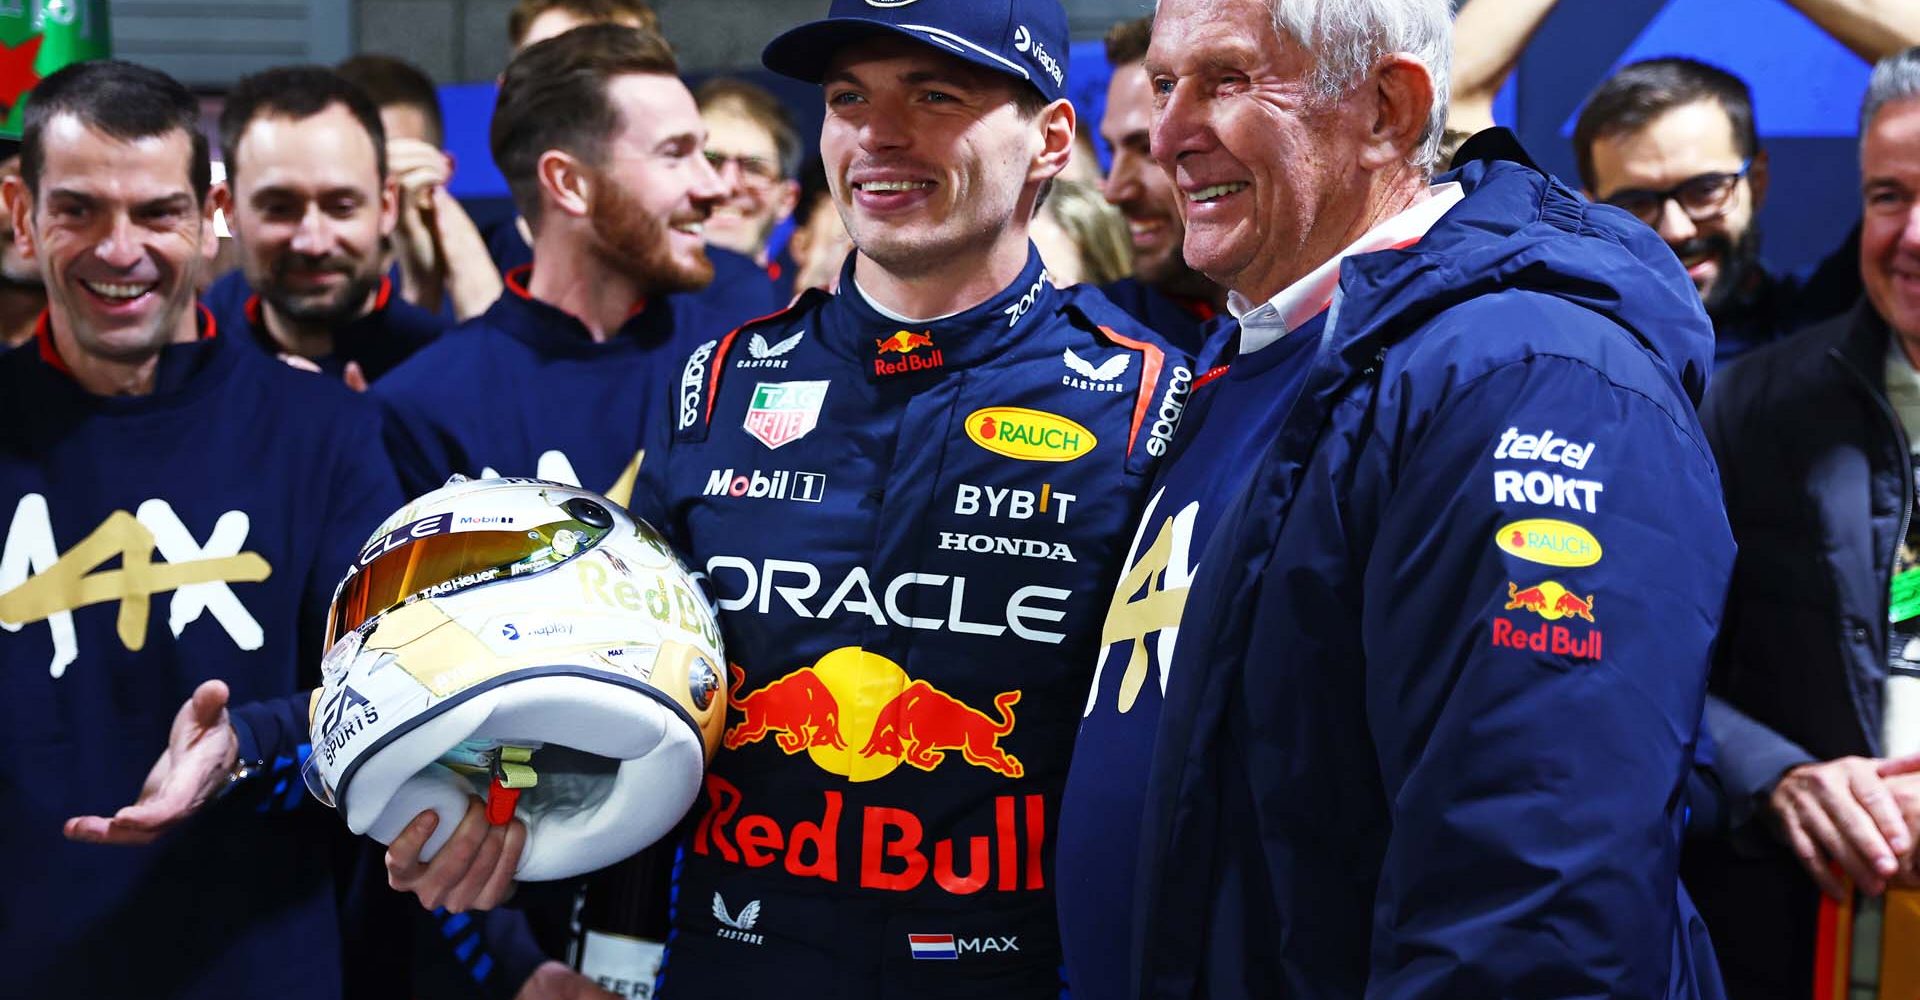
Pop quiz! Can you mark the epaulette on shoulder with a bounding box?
[673,289,823,443]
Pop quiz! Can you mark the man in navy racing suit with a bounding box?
[381,1,1196,996]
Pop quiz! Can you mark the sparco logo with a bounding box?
[1003,270,1049,327]
[1145,366,1192,457]
[1013,26,1063,87]
[938,532,1075,563]
[680,340,717,430]
[704,468,827,503]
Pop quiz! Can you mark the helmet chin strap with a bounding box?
[487,745,539,825]
[438,740,542,825]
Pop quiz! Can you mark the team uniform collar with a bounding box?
[35,302,218,377]
[31,302,231,404]
[831,245,1057,382]
[492,264,669,355]
[1229,181,1463,356]
[241,275,395,357]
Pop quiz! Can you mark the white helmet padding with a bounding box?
[344,671,704,881]
[304,478,726,882]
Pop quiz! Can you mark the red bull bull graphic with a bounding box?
[723,664,847,754]
[860,681,1023,778]
[1503,580,1596,622]
[873,329,943,377]
[721,647,1022,782]
[689,774,1048,895]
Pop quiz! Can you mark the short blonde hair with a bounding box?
[1039,180,1133,286]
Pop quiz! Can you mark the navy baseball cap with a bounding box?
[762,0,1070,104]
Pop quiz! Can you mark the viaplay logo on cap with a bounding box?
[1012,25,1063,88]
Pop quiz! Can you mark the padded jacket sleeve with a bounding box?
[1358,347,1733,998]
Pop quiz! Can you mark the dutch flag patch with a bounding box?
[908,933,958,960]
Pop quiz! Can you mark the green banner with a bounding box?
[0,0,111,140]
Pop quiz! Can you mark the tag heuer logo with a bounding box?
[738,330,803,369]
[743,380,828,450]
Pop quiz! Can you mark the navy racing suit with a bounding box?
[634,248,1195,999]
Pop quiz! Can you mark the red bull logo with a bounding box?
[873,329,943,376]
[1490,617,1603,660]
[690,774,1048,895]
[1503,580,1596,622]
[722,647,1022,782]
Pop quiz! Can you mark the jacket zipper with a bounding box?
[1830,346,1912,652]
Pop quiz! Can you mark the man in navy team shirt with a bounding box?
[204,65,451,388]
[1,60,401,998]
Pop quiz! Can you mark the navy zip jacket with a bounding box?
[1131,144,1734,998]
[376,266,752,503]
[0,314,400,998]
[637,248,1193,998]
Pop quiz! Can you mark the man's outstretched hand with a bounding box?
[64,680,239,845]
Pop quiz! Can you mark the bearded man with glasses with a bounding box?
[1576,57,1858,369]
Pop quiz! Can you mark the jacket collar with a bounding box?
[827,245,1056,382]
[1832,299,1895,390]
[488,264,671,355]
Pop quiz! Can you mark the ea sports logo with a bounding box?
[1014,25,1031,51]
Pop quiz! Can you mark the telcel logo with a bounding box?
[966,407,1095,462]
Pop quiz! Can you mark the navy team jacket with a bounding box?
[376,266,756,503]
[1130,147,1735,998]
[634,248,1194,997]
[0,314,401,998]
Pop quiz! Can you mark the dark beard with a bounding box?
[260,261,382,328]
[1696,227,1764,323]
[589,167,713,296]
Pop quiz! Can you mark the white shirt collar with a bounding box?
[1228,181,1465,356]
[853,276,964,325]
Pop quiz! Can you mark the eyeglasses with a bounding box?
[1600,159,1753,226]
[704,150,784,187]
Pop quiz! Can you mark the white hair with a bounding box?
[1862,46,1920,140]
[1268,0,1454,172]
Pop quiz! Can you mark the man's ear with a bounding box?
[1029,98,1078,186]
[537,149,593,221]
[771,178,801,226]
[2,176,33,263]
[379,175,401,238]
[1358,54,1436,172]
[202,181,232,264]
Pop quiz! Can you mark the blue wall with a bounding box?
[444,0,1875,277]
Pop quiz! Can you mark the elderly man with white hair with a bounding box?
[1056,0,1735,996]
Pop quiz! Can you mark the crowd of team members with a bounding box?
[6,0,1920,996]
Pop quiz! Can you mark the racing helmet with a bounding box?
[302,477,725,881]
